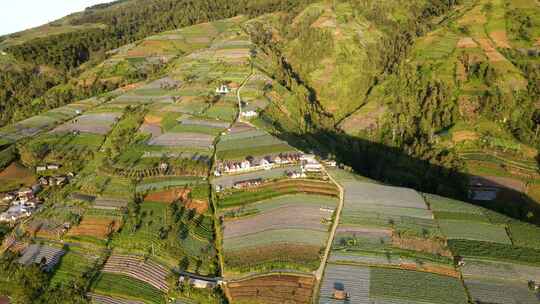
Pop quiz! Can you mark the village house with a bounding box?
[216,84,230,94]
[214,153,304,176]
[179,275,217,289]
[241,110,258,118]
[233,178,262,189]
[46,164,60,170]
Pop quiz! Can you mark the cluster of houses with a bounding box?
[35,164,74,187]
[214,153,305,176]
[0,186,42,223]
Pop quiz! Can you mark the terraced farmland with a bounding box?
[102,254,170,292]
[216,123,296,161]
[91,273,165,304]
[369,268,468,304]
[319,264,370,304]
[221,192,337,275]
[226,274,315,304]
[50,246,100,286]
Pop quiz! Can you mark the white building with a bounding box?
[46,164,60,170]
[216,85,230,94]
[241,110,258,118]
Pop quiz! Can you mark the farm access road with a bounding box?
[312,165,345,301]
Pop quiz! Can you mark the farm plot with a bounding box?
[339,180,440,238]
[223,194,336,238]
[227,274,315,304]
[93,197,130,210]
[223,212,329,275]
[89,293,144,304]
[135,177,202,193]
[0,162,36,192]
[102,254,170,292]
[179,117,230,129]
[216,123,296,160]
[110,201,216,275]
[50,246,100,286]
[148,132,214,149]
[18,244,65,271]
[438,220,511,244]
[0,96,102,141]
[369,268,468,304]
[343,182,428,210]
[319,264,370,304]
[91,273,165,304]
[461,258,540,283]
[0,115,57,141]
[66,216,121,240]
[144,187,190,203]
[464,278,539,304]
[51,112,121,135]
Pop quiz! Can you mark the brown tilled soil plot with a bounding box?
[400,263,460,278]
[145,188,190,203]
[227,274,315,304]
[144,114,163,125]
[452,130,479,142]
[0,162,36,187]
[392,235,453,257]
[477,38,507,62]
[456,37,478,49]
[67,217,119,239]
[185,199,208,214]
[490,31,511,48]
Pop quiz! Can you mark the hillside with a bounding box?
[0,0,539,304]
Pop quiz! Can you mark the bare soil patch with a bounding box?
[490,31,511,48]
[477,38,506,62]
[144,114,163,125]
[400,263,460,278]
[457,37,478,49]
[0,162,35,187]
[227,274,315,304]
[452,130,479,143]
[185,199,208,214]
[145,188,190,203]
[67,217,119,239]
[392,235,453,257]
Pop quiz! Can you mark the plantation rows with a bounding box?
[102,255,170,291]
[219,179,339,208]
[89,293,145,304]
[91,273,165,304]
[100,164,208,179]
